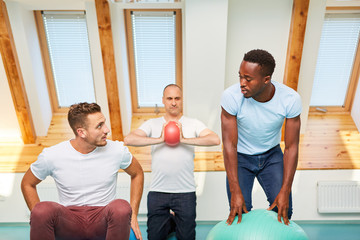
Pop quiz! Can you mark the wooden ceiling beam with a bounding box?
[0,0,36,144]
[95,0,124,140]
[283,0,310,91]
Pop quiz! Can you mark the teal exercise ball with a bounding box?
[129,228,137,240]
[206,209,308,240]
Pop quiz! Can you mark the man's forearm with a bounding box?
[282,116,301,193]
[223,144,241,194]
[281,146,298,192]
[124,134,163,147]
[21,185,40,211]
[129,172,144,216]
[180,132,220,146]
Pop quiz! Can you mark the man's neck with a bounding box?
[164,113,183,122]
[70,138,96,154]
[253,83,275,103]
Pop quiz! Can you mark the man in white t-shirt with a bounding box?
[21,102,144,240]
[221,49,302,226]
[124,84,220,240]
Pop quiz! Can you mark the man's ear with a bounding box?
[264,75,271,84]
[77,128,87,138]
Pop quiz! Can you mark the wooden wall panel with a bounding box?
[95,0,124,140]
[0,0,36,144]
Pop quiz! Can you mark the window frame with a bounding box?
[35,10,61,113]
[34,10,95,113]
[124,9,182,114]
[310,7,360,114]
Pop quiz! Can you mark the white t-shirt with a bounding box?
[31,140,132,207]
[139,116,207,193]
[221,80,302,155]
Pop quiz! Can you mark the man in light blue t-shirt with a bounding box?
[221,49,302,226]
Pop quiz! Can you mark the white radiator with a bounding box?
[317,181,360,213]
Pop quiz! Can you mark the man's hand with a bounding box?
[226,191,248,225]
[176,122,184,141]
[131,217,142,240]
[268,189,290,225]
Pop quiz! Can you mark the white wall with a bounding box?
[197,170,360,221]
[297,0,327,131]
[108,2,133,136]
[0,54,22,143]
[224,0,292,88]
[183,0,228,142]
[1,171,360,223]
[6,1,52,137]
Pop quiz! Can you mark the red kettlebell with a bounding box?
[164,121,180,146]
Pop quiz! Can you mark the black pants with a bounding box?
[147,191,196,240]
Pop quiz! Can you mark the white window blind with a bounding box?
[42,11,96,107]
[310,13,360,107]
[131,11,176,107]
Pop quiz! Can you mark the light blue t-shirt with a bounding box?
[221,81,302,155]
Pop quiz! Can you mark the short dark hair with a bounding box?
[163,84,182,96]
[243,49,276,77]
[68,102,101,135]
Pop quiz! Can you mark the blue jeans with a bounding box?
[147,191,196,240]
[226,144,293,219]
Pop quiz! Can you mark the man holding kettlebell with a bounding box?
[124,84,220,240]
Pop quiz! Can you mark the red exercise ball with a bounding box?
[164,121,180,146]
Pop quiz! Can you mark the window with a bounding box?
[35,11,95,111]
[310,10,360,112]
[125,9,182,113]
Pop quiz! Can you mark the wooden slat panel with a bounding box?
[0,0,36,144]
[95,0,123,140]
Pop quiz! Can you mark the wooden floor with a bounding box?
[0,113,359,173]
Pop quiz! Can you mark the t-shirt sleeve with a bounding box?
[118,142,133,169]
[221,85,239,116]
[138,119,152,137]
[286,92,302,118]
[194,119,208,137]
[30,149,51,181]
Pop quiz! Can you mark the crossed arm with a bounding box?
[124,124,220,147]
